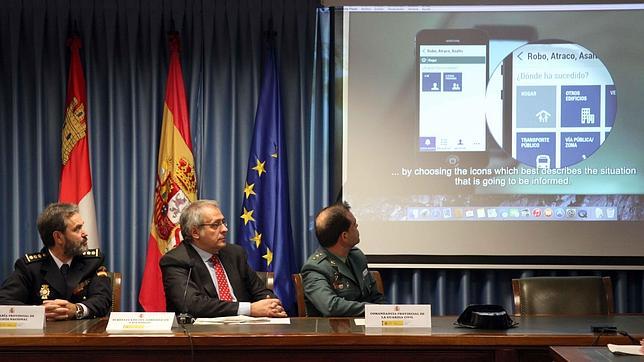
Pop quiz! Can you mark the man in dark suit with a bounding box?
[0,203,112,320]
[301,201,385,316]
[160,199,287,318]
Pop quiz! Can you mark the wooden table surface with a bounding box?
[1,315,643,361]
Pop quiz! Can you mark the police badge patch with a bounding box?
[40,284,50,300]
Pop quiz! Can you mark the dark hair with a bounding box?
[37,203,79,247]
[315,201,352,248]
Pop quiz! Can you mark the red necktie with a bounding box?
[210,255,233,301]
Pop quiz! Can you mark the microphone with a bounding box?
[177,260,195,324]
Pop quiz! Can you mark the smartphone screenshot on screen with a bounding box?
[417,29,488,153]
[506,42,616,168]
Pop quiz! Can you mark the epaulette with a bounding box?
[23,251,49,264]
[80,248,101,258]
[96,265,109,277]
[310,251,327,264]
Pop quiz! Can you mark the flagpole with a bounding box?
[139,32,197,312]
[239,29,297,315]
[59,34,101,249]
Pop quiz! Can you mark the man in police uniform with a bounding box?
[0,203,112,320]
[301,201,385,316]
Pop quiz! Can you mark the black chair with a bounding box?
[512,276,613,316]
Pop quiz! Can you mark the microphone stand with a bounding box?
[177,262,195,325]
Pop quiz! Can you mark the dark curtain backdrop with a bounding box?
[1,0,642,314]
[0,0,328,312]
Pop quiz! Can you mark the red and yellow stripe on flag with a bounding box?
[59,35,100,249]
[139,34,197,312]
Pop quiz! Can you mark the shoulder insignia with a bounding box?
[81,248,101,258]
[310,252,327,263]
[24,252,48,264]
[96,265,109,277]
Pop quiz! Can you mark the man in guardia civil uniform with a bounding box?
[301,202,385,316]
[0,203,111,320]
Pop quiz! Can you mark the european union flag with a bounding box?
[239,39,296,315]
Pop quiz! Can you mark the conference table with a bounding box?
[1,315,642,361]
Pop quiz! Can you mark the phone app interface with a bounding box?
[418,44,487,152]
[511,43,615,168]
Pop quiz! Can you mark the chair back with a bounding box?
[292,273,307,317]
[512,276,613,316]
[255,271,275,291]
[108,271,122,312]
[370,270,384,294]
[292,270,384,317]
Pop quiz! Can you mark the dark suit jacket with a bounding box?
[160,242,275,317]
[0,247,112,317]
[301,247,385,317]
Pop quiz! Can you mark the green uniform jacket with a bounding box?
[301,247,385,317]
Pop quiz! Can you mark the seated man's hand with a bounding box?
[43,299,76,321]
[250,298,287,318]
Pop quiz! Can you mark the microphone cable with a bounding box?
[592,327,616,346]
[592,328,639,346]
[179,260,195,362]
[180,322,195,362]
[617,330,640,345]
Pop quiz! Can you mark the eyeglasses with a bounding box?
[199,219,228,229]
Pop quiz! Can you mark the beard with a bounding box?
[64,238,88,257]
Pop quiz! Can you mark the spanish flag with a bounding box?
[59,35,100,249]
[139,34,197,312]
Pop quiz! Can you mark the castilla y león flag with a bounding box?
[139,34,197,312]
[59,35,100,249]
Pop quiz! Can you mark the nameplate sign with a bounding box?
[106,312,176,333]
[365,304,431,328]
[0,305,45,330]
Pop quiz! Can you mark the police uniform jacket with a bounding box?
[0,247,112,317]
[160,241,276,318]
[301,247,385,317]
